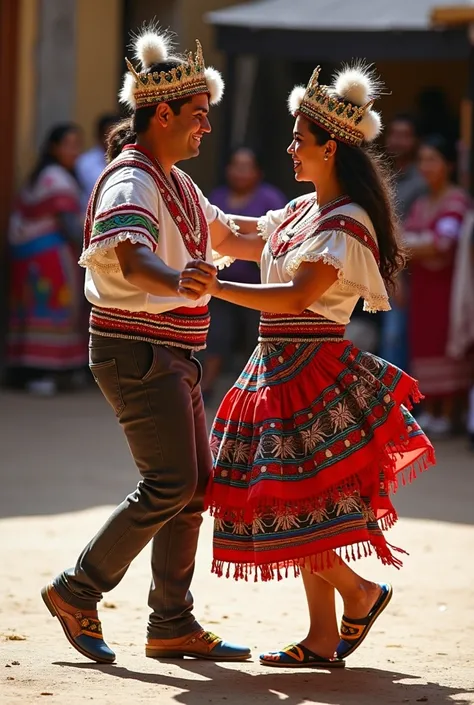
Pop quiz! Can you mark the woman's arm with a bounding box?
[179,258,339,315]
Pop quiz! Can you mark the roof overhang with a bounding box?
[206,0,472,60]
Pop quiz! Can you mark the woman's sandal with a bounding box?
[336,582,393,659]
[260,643,345,669]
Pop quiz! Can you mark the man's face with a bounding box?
[165,94,211,162]
[385,120,417,161]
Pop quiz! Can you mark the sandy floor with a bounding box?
[1,388,474,705]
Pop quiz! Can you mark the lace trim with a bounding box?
[211,217,241,269]
[79,232,155,273]
[285,251,390,314]
[226,217,240,237]
[285,251,344,277]
[257,215,270,241]
[212,250,236,270]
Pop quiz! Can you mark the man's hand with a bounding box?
[178,259,220,300]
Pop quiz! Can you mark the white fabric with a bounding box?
[259,197,390,324]
[83,163,224,314]
[446,209,474,358]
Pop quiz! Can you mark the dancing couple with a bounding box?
[42,27,434,669]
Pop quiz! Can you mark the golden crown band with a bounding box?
[298,100,366,147]
[295,65,375,147]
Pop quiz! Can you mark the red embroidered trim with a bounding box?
[123,145,208,260]
[83,147,208,260]
[270,196,352,259]
[314,215,379,264]
[258,311,345,342]
[90,305,210,350]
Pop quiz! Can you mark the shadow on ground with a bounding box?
[55,660,474,705]
[2,385,473,524]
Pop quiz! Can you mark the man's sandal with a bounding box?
[336,582,393,659]
[260,643,345,669]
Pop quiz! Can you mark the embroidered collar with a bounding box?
[117,144,209,259]
[270,194,352,258]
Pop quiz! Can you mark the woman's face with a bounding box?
[418,144,451,190]
[287,115,328,183]
[226,149,261,194]
[51,129,82,170]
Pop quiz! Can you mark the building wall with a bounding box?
[75,0,122,149]
[14,0,122,188]
[123,0,240,193]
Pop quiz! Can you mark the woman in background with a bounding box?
[405,134,472,437]
[7,123,88,396]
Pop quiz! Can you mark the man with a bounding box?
[380,114,426,369]
[76,114,120,211]
[41,27,253,665]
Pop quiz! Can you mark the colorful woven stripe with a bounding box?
[90,305,210,350]
[206,339,435,581]
[258,311,345,343]
[90,205,159,251]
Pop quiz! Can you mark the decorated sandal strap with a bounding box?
[75,612,103,639]
[340,618,366,640]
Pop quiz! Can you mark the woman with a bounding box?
[203,147,287,400]
[7,123,88,395]
[180,64,435,667]
[405,135,472,437]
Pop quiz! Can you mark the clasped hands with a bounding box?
[178,259,220,301]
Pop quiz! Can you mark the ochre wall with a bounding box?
[75,0,122,149]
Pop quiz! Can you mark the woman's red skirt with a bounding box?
[206,312,435,582]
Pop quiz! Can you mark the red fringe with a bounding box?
[208,382,435,582]
[211,539,408,583]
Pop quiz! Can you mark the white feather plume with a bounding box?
[288,86,305,116]
[333,62,383,107]
[204,66,225,105]
[359,109,382,142]
[119,71,137,110]
[134,30,172,70]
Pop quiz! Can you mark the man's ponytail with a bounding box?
[106,118,137,163]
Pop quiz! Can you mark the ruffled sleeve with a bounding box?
[285,228,390,313]
[79,167,160,272]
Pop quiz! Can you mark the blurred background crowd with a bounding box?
[1,0,474,447]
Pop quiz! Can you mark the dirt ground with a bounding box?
[1,387,474,705]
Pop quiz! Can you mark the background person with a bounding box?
[6,123,87,396]
[202,147,286,400]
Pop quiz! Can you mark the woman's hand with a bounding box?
[178,259,220,300]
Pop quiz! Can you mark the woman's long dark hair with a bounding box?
[107,59,192,163]
[308,122,406,289]
[29,123,80,186]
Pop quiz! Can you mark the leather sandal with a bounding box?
[260,643,345,669]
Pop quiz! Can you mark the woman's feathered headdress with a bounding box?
[288,62,383,146]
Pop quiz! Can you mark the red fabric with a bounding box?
[407,187,472,397]
[207,334,435,579]
[7,243,87,369]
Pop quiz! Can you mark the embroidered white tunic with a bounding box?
[79,145,228,349]
[81,146,226,312]
[259,194,390,323]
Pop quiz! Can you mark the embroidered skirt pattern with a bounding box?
[207,312,435,581]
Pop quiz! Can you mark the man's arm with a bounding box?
[115,241,216,301]
[209,216,264,263]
